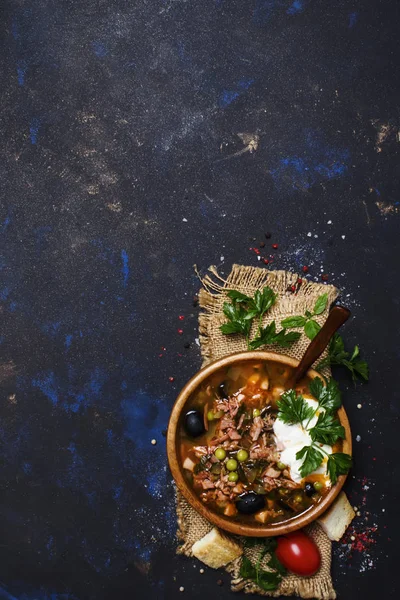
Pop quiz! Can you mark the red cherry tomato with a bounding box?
[276,531,321,576]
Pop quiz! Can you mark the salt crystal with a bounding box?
[342,235,346,239]
[307,232,312,237]
[314,234,318,238]
[220,256,224,262]
[179,587,185,592]
[356,435,361,442]
[182,218,188,222]
[195,338,200,346]
[200,569,204,574]
[357,404,362,409]
[382,508,385,512]
[327,220,332,224]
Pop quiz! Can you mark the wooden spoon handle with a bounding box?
[287,305,351,387]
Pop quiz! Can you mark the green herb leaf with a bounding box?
[239,556,281,591]
[253,287,277,317]
[313,293,328,315]
[327,452,352,484]
[310,377,342,413]
[309,412,345,446]
[220,302,252,337]
[318,334,369,382]
[305,310,312,318]
[277,390,316,425]
[304,319,321,340]
[280,316,307,328]
[249,323,301,350]
[296,445,325,477]
[267,551,287,576]
[227,290,253,304]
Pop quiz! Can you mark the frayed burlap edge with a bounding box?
[176,264,339,599]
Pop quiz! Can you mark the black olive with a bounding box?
[235,491,266,515]
[304,482,315,497]
[217,381,228,398]
[184,410,205,438]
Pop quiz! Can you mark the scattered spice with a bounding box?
[302,266,309,273]
[161,430,167,437]
[192,295,199,307]
[260,242,265,248]
[265,232,272,239]
[177,329,183,335]
[178,315,185,321]
[263,258,269,265]
[289,285,296,293]
[216,579,224,586]
[272,243,279,249]
[199,569,204,574]
[297,277,303,284]
[321,274,329,281]
[183,342,191,349]
[357,404,362,409]
[179,587,184,592]
[169,376,175,382]
[249,247,261,255]
[151,439,157,445]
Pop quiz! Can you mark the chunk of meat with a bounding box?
[227,429,242,440]
[264,466,281,478]
[220,417,235,430]
[250,416,263,441]
[263,476,280,492]
[193,446,209,458]
[277,478,298,489]
[210,434,230,446]
[201,479,215,490]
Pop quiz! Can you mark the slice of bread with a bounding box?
[191,527,243,568]
[317,491,355,541]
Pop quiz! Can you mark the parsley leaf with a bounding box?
[313,293,328,315]
[249,322,301,350]
[309,377,342,413]
[253,287,278,317]
[277,390,315,424]
[326,452,352,484]
[267,552,287,576]
[240,538,283,592]
[317,334,369,382]
[304,319,321,340]
[296,445,325,477]
[309,412,345,446]
[220,301,252,337]
[281,315,307,328]
[227,290,253,304]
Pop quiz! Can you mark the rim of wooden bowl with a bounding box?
[167,351,352,537]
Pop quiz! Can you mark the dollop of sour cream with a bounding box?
[273,397,332,483]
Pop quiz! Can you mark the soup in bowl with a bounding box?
[167,352,351,537]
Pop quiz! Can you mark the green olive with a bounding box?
[207,410,215,421]
[237,449,249,462]
[252,408,261,418]
[293,494,303,503]
[226,458,238,471]
[214,448,226,461]
[277,461,287,471]
[313,481,323,492]
[228,471,239,482]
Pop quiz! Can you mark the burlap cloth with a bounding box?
[176,264,340,599]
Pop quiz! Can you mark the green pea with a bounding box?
[214,448,226,461]
[237,449,249,462]
[226,458,238,471]
[252,408,261,417]
[313,481,323,492]
[277,461,287,471]
[207,410,215,421]
[228,471,239,482]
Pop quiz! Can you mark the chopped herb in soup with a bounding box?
[180,360,346,525]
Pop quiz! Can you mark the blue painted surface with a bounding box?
[0,0,397,598]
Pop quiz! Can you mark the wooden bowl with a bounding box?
[167,351,351,537]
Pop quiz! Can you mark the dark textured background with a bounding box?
[1,0,399,598]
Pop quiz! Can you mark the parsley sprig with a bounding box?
[240,538,286,591]
[277,378,352,483]
[281,293,328,340]
[317,333,369,382]
[221,287,301,350]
